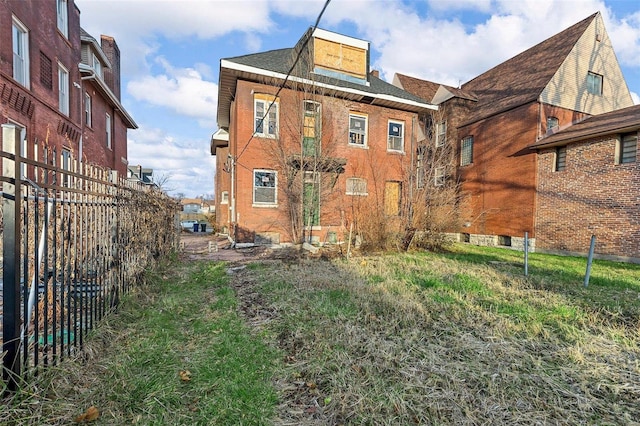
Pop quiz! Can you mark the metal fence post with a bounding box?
[584,235,596,288]
[2,124,23,390]
[524,232,529,276]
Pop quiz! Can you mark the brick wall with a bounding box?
[535,132,640,260]
[226,79,419,244]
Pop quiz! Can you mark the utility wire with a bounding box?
[235,0,331,163]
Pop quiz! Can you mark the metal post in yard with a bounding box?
[524,232,529,277]
[2,124,23,390]
[584,235,596,288]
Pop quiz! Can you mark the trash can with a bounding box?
[200,223,206,232]
[193,223,199,232]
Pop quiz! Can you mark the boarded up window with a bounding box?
[384,181,401,216]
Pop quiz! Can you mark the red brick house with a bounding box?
[0,0,136,177]
[530,104,639,262]
[394,12,634,251]
[212,28,436,245]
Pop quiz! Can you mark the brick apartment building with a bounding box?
[211,28,436,245]
[394,12,635,255]
[531,104,639,261]
[0,0,136,177]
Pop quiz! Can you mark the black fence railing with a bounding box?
[1,124,179,390]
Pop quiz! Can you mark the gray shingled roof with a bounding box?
[530,103,640,149]
[224,48,432,106]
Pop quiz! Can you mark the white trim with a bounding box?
[58,62,70,116]
[312,28,369,50]
[12,16,30,89]
[349,113,368,147]
[220,60,438,111]
[387,119,405,152]
[253,169,278,205]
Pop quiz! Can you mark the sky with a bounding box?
[74,0,640,199]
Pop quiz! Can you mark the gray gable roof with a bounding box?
[223,47,432,106]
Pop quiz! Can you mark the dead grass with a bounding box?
[2,245,638,425]
[235,249,640,425]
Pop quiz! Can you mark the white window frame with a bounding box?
[346,177,367,196]
[61,149,72,186]
[106,113,112,149]
[92,53,103,79]
[12,17,30,88]
[387,120,404,152]
[57,0,68,38]
[434,166,446,186]
[460,136,474,166]
[349,113,368,147]
[58,63,69,115]
[253,169,277,206]
[546,116,559,130]
[220,191,229,204]
[435,121,446,147]
[587,71,603,95]
[254,97,278,138]
[84,92,92,127]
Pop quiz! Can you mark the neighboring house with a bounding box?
[127,165,154,185]
[394,12,634,251]
[211,28,436,244]
[181,198,202,214]
[0,0,136,179]
[530,104,639,261]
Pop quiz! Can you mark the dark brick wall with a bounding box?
[536,131,639,259]
[1,1,129,176]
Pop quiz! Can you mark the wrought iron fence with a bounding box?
[1,124,179,390]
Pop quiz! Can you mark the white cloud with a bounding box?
[427,0,492,12]
[128,125,215,197]
[127,57,218,128]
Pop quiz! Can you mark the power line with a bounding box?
[235,0,331,163]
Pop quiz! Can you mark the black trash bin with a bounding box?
[200,223,207,232]
[193,223,199,232]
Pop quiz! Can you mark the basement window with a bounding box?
[498,235,512,247]
[346,177,367,196]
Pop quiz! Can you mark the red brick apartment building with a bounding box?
[1,0,136,177]
[531,105,639,261]
[211,28,437,245]
[394,12,636,258]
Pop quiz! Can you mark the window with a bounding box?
[61,149,71,186]
[618,133,637,164]
[587,72,603,95]
[435,121,446,147]
[105,113,112,149]
[349,113,367,146]
[92,54,102,79]
[460,136,474,166]
[303,100,321,156]
[58,63,69,115]
[384,181,402,216]
[254,95,278,138]
[253,170,277,205]
[303,172,320,227]
[387,120,404,152]
[434,166,446,186]
[346,177,367,196]
[547,116,559,130]
[57,0,68,38]
[220,191,229,204]
[12,17,30,88]
[555,146,567,171]
[84,93,92,126]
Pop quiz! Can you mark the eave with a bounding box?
[79,64,137,129]
[217,60,437,129]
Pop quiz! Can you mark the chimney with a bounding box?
[100,35,121,100]
[370,69,379,78]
